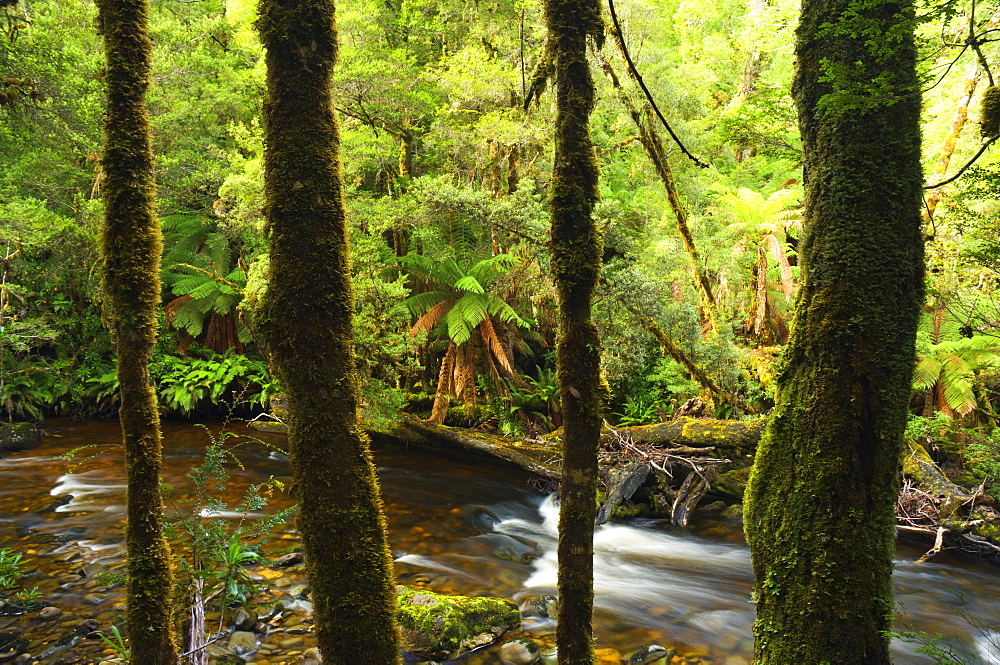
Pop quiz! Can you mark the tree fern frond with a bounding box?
[190,281,221,301]
[481,317,515,375]
[447,294,488,345]
[939,352,977,415]
[409,298,454,337]
[486,298,530,328]
[204,233,231,271]
[912,357,941,391]
[404,290,454,316]
[398,253,454,290]
[454,275,485,294]
[468,253,520,284]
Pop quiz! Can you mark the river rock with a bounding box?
[500,638,540,664]
[518,595,557,619]
[37,606,61,620]
[721,503,744,521]
[301,646,322,663]
[624,644,672,664]
[233,608,258,631]
[0,423,41,452]
[217,655,247,665]
[228,630,258,655]
[274,552,304,567]
[396,585,520,661]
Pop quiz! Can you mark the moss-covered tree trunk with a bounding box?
[742,0,924,661]
[256,1,400,663]
[545,0,605,662]
[96,0,177,662]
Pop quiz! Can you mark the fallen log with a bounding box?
[373,413,564,480]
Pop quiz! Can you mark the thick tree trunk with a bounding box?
[256,0,400,662]
[742,0,924,661]
[96,0,177,662]
[545,0,605,661]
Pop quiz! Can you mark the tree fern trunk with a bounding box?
[545,0,605,662]
[743,0,924,660]
[256,0,400,662]
[96,0,177,661]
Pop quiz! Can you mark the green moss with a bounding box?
[396,586,520,660]
[981,86,1000,138]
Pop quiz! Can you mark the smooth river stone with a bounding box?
[37,607,61,620]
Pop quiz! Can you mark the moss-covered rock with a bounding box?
[396,585,520,661]
[0,422,41,452]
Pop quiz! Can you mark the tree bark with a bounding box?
[742,0,924,661]
[256,0,400,662]
[545,0,605,661]
[96,0,177,661]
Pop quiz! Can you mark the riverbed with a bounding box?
[0,419,998,663]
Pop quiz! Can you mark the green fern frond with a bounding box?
[912,357,941,391]
[486,298,530,328]
[404,290,454,316]
[938,352,977,415]
[454,275,485,294]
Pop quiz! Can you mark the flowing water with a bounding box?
[1,419,999,663]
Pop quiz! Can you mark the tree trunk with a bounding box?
[256,0,400,662]
[545,0,605,662]
[742,0,924,661]
[96,0,177,661]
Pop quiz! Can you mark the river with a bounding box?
[0,419,998,663]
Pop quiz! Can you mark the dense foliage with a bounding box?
[1,0,998,482]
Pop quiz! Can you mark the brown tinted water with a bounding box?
[0,419,997,664]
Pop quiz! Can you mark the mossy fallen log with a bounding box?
[253,413,767,480]
[373,413,564,479]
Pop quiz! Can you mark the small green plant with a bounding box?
[0,547,40,613]
[616,394,663,426]
[151,349,274,416]
[167,426,294,634]
[96,624,130,662]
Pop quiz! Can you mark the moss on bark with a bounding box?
[742,0,924,661]
[255,0,399,662]
[543,0,605,662]
[96,0,177,661]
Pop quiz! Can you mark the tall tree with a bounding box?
[742,0,924,661]
[96,0,177,662]
[544,0,605,662]
[255,0,400,663]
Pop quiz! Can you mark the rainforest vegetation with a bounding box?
[3,0,1000,660]
[2,0,999,480]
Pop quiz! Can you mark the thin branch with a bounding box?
[924,135,999,188]
[606,0,708,168]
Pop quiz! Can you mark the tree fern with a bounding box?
[915,335,1000,416]
[400,251,532,421]
[161,215,248,351]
